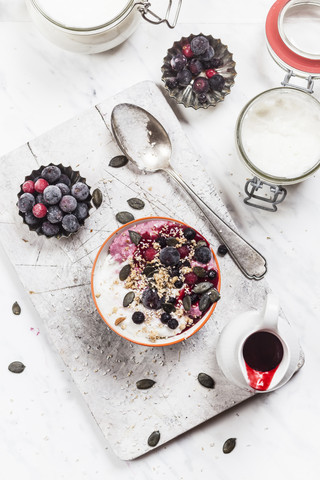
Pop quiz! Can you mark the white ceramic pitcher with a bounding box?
[216,294,301,392]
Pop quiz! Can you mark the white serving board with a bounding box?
[0,81,303,460]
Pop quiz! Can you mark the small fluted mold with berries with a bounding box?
[161,34,236,109]
[17,164,92,239]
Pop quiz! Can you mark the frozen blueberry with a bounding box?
[190,35,210,55]
[41,221,60,237]
[218,244,228,256]
[142,288,161,310]
[157,236,167,248]
[166,77,178,90]
[188,58,203,76]
[47,205,64,224]
[167,318,179,330]
[62,214,80,233]
[174,280,183,288]
[43,185,62,205]
[195,246,212,264]
[74,202,89,221]
[71,182,89,201]
[132,311,145,324]
[41,165,61,183]
[176,68,192,87]
[198,93,208,104]
[193,77,210,94]
[199,45,215,62]
[24,211,40,226]
[56,183,70,196]
[209,74,225,92]
[208,58,223,69]
[18,193,35,213]
[207,269,217,279]
[171,53,187,72]
[183,227,196,240]
[161,312,171,324]
[160,247,180,267]
[60,195,77,213]
[56,173,71,187]
[182,260,191,267]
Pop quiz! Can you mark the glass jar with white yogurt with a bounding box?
[25,0,181,54]
[235,0,320,211]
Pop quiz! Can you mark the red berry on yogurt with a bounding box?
[32,203,47,218]
[178,245,189,258]
[185,272,198,285]
[22,180,35,194]
[34,178,49,193]
[182,44,193,58]
[143,247,157,262]
[206,69,217,78]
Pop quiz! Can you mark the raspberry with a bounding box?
[32,203,47,218]
[34,178,49,193]
[178,245,189,258]
[143,247,157,262]
[185,272,198,285]
[22,180,35,194]
[182,44,193,58]
[206,69,216,78]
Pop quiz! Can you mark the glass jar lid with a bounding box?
[266,0,320,78]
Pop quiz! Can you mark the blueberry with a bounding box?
[195,246,212,264]
[218,244,228,256]
[176,68,192,87]
[71,182,89,201]
[188,58,203,76]
[41,221,60,237]
[190,293,198,304]
[74,202,89,221]
[47,205,64,224]
[168,296,176,304]
[60,195,77,213]
[161,312,171,324]
[41,165,61,183]
[132,311,145,324]
[207,269,217,279]
[160,247,180,267]
[56,173,71,187]
[198,93,208,104]
[18,193,35,213]
[141,288,161,310]
[166,77,178,90]
[170,267,180,277]
[157,236,167,248]
[62,214,80,233]
[56,183,70,196]
[193,77,209,94]
[199,45,215,61]
[167,318,179,330]
[24,211,40,226]
[183,227,196,240]
[170,54,187,72]
[190,35,210,55]
[182,260,191,267]
[174,280,183,288]
[209,74,225,92]
[208,58,223,69]
[43,185,62,205]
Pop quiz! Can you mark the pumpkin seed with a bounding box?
[162,303,176,314]
[198,372,215,389]
[129,230,142,245]
[193,266,206,278]
[136,379,156,390]
[147,269,158,278]
[143,265,157,276]
[8,361,25,374]
[166,237,178,247]
[92,188,103,209]
[115,316,126,326]
[109,155,128,168]
[182,295,191,311]
[123,291,135,307]
[192,282,212,294]
[127,197,145,210]
[223,438,236,454]
[199,294,212,312]
[195,240,207,249]
[207,288,221,303]
[148,430,160,447]
[116,211,134,224]
[12,301,21,315]
[119,264,131,281]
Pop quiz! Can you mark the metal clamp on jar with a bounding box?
[236,0,320,212]
[26,0,182,54]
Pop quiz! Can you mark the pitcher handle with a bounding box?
[261,293,280,331]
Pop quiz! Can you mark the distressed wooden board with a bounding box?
[0,81,303,460]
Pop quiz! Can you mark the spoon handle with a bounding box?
[166,166,267,280]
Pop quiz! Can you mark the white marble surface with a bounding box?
[0,0,319,478]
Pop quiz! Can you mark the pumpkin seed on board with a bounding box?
[92,188,103,209]
[12,301,21,315]
[136,379,156,390]
[129,230,142,245]
[116,211,134,224]
[8,361,25,374]
[198,372,215,389]
[182,295,191,311]
[147,430,160,447]
[193,282,212,294]
[119,264,131,281]
[123,291,135,307]
[127,198,145,210]
[109,155,128,168]
[223,438,236,454]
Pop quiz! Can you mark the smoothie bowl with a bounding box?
[91,217,221,347]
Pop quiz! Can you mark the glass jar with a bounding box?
[235,0,320,211]
[25,0,182,54]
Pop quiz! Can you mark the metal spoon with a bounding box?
[111,103,267,280]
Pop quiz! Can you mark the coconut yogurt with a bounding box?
[93,219,220,344]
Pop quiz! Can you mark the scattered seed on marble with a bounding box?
[109,155,128,168]
[136,379,156,390]
[119,264,131,281]
[223,437,236,454]
[198,372,215,389]
[193,282,212,294]
[182,295,191,311]
[123,291,135,307]
[8,361,25,374]
[127,198,145,210]
[92,188,103,209]
[148,430,160,447]
[12,301,21,315]
[193,266,206,278]
[129,230,142,245]
[218,244,228,256]
[116,211,134,224]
